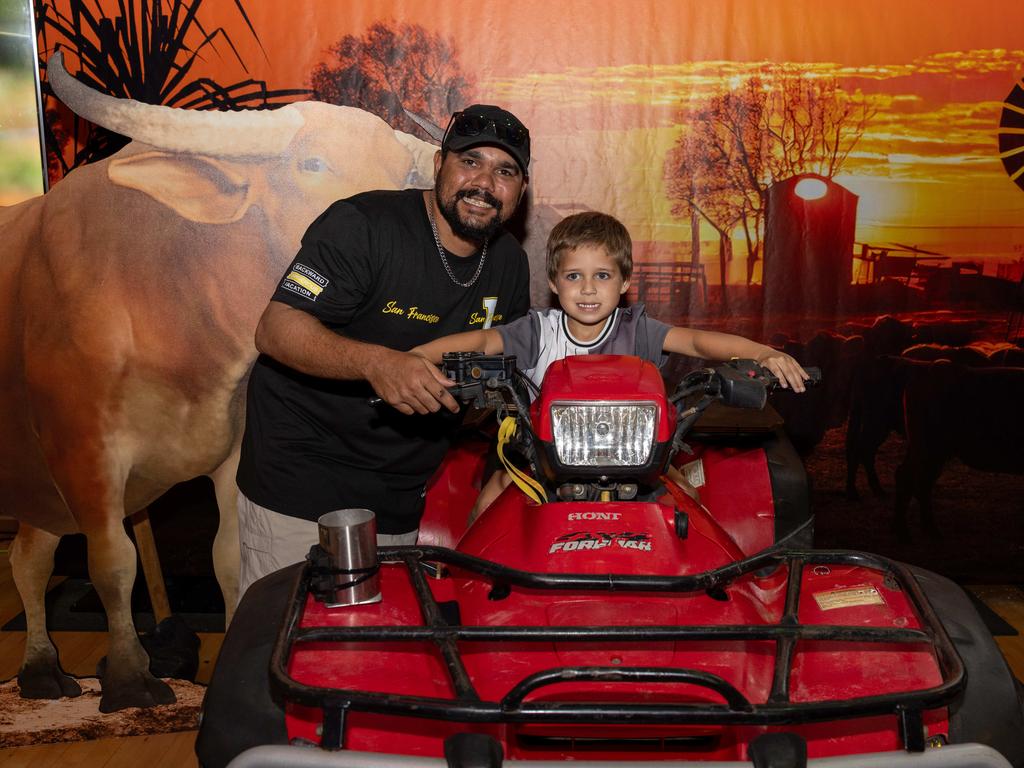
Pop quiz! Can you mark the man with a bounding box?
[235,105,531,596]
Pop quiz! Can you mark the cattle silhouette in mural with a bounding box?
[874,78,1024,539]
[0,51,437,712]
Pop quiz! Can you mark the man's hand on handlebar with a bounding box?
[366,349,459,415]
[754,350,811,393]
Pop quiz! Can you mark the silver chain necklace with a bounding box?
[426,200,487,288]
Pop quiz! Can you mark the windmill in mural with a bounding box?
[999,76,1024,340]
[999,75,1024,192]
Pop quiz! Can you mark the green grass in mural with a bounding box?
[0,67,45,203]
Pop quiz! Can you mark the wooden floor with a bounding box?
[964,583,1024,677]
[0,538,1022,766]
[0,538,222,767]
[0,731,200,768]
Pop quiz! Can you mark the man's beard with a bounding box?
[435,188,504,244]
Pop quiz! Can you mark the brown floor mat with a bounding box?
[0,677,204,748]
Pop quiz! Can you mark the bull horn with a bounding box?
[403,108,444,143]
[47,51,303,157]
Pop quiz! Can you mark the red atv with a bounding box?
[197,354,1023,768]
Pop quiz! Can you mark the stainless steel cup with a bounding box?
[317,508,381,607]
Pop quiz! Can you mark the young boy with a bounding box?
[413,211,808,518]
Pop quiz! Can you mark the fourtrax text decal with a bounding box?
[549,531,652,554]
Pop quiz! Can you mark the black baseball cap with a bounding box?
[441,104,531,175]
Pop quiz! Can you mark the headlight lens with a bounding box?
[550,402,658,467]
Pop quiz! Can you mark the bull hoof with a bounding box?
[18,663,83,699]
[99,673,176,713]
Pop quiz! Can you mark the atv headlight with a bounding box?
[550,401,658,467]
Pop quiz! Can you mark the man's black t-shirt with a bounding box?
[237,189,530,533]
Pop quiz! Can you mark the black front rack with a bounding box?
[270,547,965,753]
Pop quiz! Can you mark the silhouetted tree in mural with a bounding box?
[310,21,473,137]
[665,72,872,292]
[36,0,307,181]
[666,121,750,312]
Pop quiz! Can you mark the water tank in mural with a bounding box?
[763,174,858,314]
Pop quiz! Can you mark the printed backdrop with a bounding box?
[14,0,1024,579]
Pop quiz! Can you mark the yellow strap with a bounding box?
[497,416,547,504]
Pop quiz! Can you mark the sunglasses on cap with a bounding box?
[442,111,529,149]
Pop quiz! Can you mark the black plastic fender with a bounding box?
[763,427,813,546]
[911,565,1024,767]
[195,563,301,767]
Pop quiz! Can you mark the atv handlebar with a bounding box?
[438,353,821,412]
[672,359,822,409]
[374,354,819,414]
[668,360,820,456]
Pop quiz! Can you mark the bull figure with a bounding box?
[0,52,436,712]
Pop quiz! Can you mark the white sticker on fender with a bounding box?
[813,585,885,611]
[680,458,705,488]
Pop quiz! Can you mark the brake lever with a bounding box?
[669,368,718,405]
[367,382,467,409]
[367,353,521,408]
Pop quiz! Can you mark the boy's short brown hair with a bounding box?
[546,212,633,282]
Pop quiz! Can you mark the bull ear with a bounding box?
[108,152,253,224]
[393,130,439,188]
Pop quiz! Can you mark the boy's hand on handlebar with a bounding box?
[755,349,811,393]
[367,350,459,415]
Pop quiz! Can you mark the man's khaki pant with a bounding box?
[237,491,417,605]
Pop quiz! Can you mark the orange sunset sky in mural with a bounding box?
[70,0,1024,266]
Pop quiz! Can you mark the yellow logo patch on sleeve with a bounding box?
[281,263,329,301]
